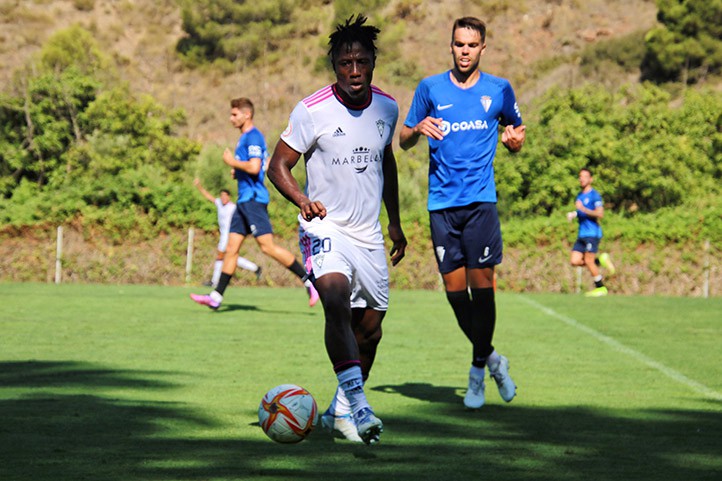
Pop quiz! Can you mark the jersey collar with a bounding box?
[332,84,372,110]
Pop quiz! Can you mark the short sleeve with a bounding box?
[280,102,316,154]
[245,130,265,160]
[500,80,522,127]
[404,80,432,128]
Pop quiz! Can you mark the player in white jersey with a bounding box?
[193,178,261,287]
[267,15,406,445]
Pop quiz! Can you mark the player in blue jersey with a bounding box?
[400,17,525,410]
[567,167,615,297]
[190,97,319,310]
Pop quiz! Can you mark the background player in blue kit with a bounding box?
[190,97,318,310]
[400,17,526,410]
[567,167,615,297]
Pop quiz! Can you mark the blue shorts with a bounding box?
[573,237,600,254]
[429,202,502,274]
[230,200,273,237]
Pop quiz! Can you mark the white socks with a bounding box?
[211,260,223,286]
[236,256,259,272]
[329,385,352,416]
[336,365,369,414]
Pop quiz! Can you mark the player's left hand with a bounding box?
[388,223,407,266]
[502,124,526,152]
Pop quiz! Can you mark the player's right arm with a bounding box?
[399,118,444,150]
[193,178,215,203]
[267,140,327,221]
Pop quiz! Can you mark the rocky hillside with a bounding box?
[0,0,659,147]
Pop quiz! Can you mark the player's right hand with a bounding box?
[415,117,445,141]
[300,200,326,221]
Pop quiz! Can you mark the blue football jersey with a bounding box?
[576,188,603,238]
[234,127,270,204]
[404,70,522,210]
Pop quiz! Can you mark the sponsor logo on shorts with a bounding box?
[478,246,492,264]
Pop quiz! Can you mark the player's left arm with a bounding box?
[382,143,407,266]
[501,124,526,152]
[500,83,526,152]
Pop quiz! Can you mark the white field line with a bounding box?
[519,296,722,401]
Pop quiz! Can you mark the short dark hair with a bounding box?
[580,167,593,176]
[220,189,231,196]
[230,97,254,118]
[328,14,380,63]
[451,17,486,44]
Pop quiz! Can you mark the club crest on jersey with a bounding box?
[282,122,293,137]
[480,96,492,112]
[376,119,385,137]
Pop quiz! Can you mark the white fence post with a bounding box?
[54,226,63,284]
[575,266,582,294]
[703,239,710,299]
[185,227,194,284]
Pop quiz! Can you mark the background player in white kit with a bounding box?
[192,178,261,287]
[267,15,407,444]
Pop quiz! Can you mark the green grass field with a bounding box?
[1,283,720,481]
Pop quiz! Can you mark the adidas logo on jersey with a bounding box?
[333,127,346,137]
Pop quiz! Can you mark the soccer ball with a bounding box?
[258,384,318,443]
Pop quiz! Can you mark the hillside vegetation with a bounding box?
[0,0,720,295]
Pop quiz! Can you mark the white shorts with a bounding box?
[299,224,389,311]
[218,230,229,252]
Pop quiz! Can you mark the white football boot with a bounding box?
[320,408,363,443]
[488,355,516,402]
[463,370,486,409]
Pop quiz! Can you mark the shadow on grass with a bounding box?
[1,363,720,481]
[214,304,318,319]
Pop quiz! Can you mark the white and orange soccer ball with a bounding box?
[258,384,318,443]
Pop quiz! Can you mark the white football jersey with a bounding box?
[215,198,236,234]
[281,84,398,248]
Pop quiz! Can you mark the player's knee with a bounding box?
[322,292,351,319]
[358,325,382,352]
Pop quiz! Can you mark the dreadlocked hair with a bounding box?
[327,14,380,62]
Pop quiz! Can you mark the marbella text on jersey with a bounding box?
[331,146,382,166]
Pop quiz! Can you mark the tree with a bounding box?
[642,0,722,83]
